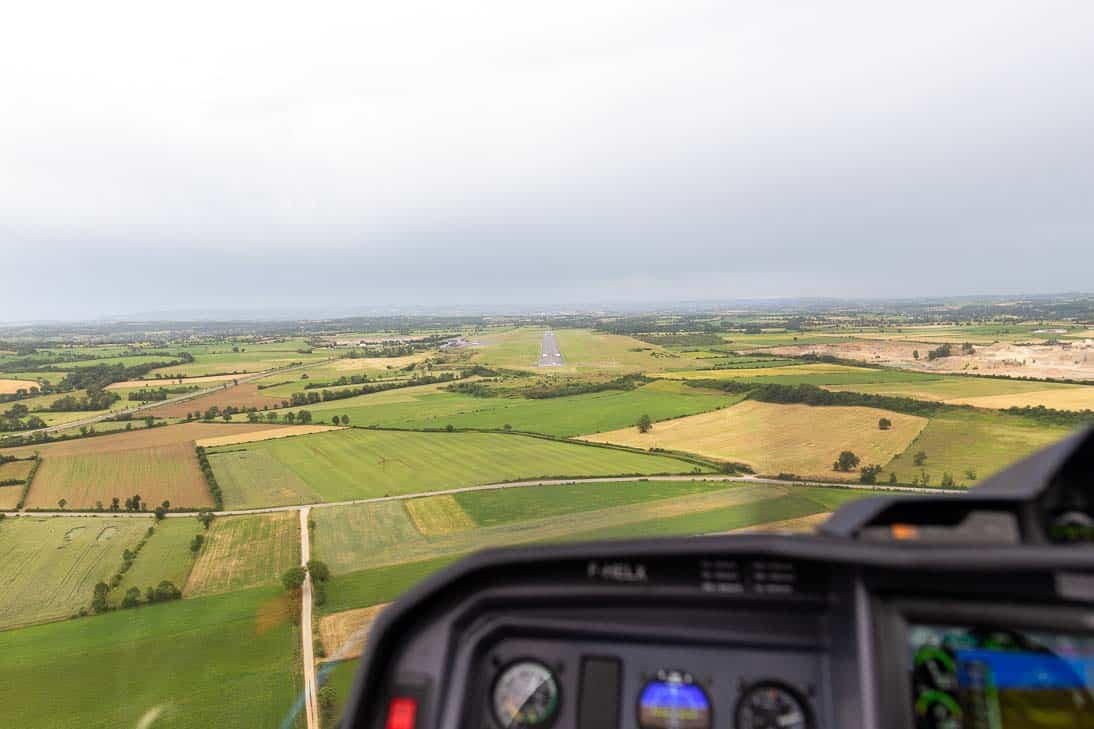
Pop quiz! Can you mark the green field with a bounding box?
[883,411,1072,486]
[319,659,360,727]
[276,379,743,437]
[314,483,805,573]
[0,516,150,629]
[0,585,300,729]
[825,375,1082,401]
[209,428,705,506]
[111,518,204,604]
[208,448,325,510]
[148,349,332,377]
[317,483,884,614]
[321,555,463,614]
[455,479,739,526]
[555,492,828,541]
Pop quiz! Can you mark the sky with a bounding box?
[2,1,1093,321]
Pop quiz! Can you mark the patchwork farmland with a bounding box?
[1,304,1092,728]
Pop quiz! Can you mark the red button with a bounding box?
[386,697,418,729]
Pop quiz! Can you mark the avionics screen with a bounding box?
[908,623,1094,729]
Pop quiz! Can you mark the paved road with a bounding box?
[539,330,564,367]
[1,475,961,520]
[24,359,331,437]
[300,507,319,729]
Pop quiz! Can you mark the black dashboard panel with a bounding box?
[342,428,1094,729]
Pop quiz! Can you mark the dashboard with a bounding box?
[341,427,1094,729]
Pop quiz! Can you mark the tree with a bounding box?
[281,566,307,591]
[637,414,652,433]
[110,497,120,512]
[121,587,141,608]
[91,582,111,613]
[318,685,337,723]
[285,412,296,424]
[307,560,330,582]
[341,415,349,425]
[878,417,892,430]
[445,424,454,432]
[964,468,977,480]
[162,500,170,510]
[888,472,897,485]
[197,511,215,529]
[927,343,952,361]
[859,464,883,484]
[297,410,312,424]
[913,450,927,466]
[940,472,956,488]
[190,534,205,554]
[154,506,167,521]
[152,580,182,602]
[912,350,919,360]
[834,450,860,472]
[58,498,67,510]
[95,500,104,512]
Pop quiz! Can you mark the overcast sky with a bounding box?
[2,1,1093,320]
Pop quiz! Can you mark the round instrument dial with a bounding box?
[491,660,560,729]
[735,682,812,729]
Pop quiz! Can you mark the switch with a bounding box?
[385,697,417,729]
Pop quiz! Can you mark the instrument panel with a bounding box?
[473,636,823,729]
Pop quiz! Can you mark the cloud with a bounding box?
[2,1,1092,319]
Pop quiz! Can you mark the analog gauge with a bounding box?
[735,682,811,729]
[492,660,560,729]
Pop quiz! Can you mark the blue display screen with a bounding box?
[954,649,1094,690]
[638,680,711,729]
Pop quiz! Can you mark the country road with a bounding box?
[300,506,319,729]
[0,475,961,519]
[23,359,332,437]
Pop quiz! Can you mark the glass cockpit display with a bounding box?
[638,670,712,729]
[908,623,1094,729]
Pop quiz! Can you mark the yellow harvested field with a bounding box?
[25,443,215,510]
[105,374,239,390]
[184,512,299,597]
[724,512,832,534]
[0,379,40,394]
[404,495,477,536]
[941,388,1094,411]
[331,353,430,372]
[654,363,877,380]
[0,459,34,483]
[319,603,389,661]
[195,424,342,448]
[0,486,21,509]
[582,400,927,480]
